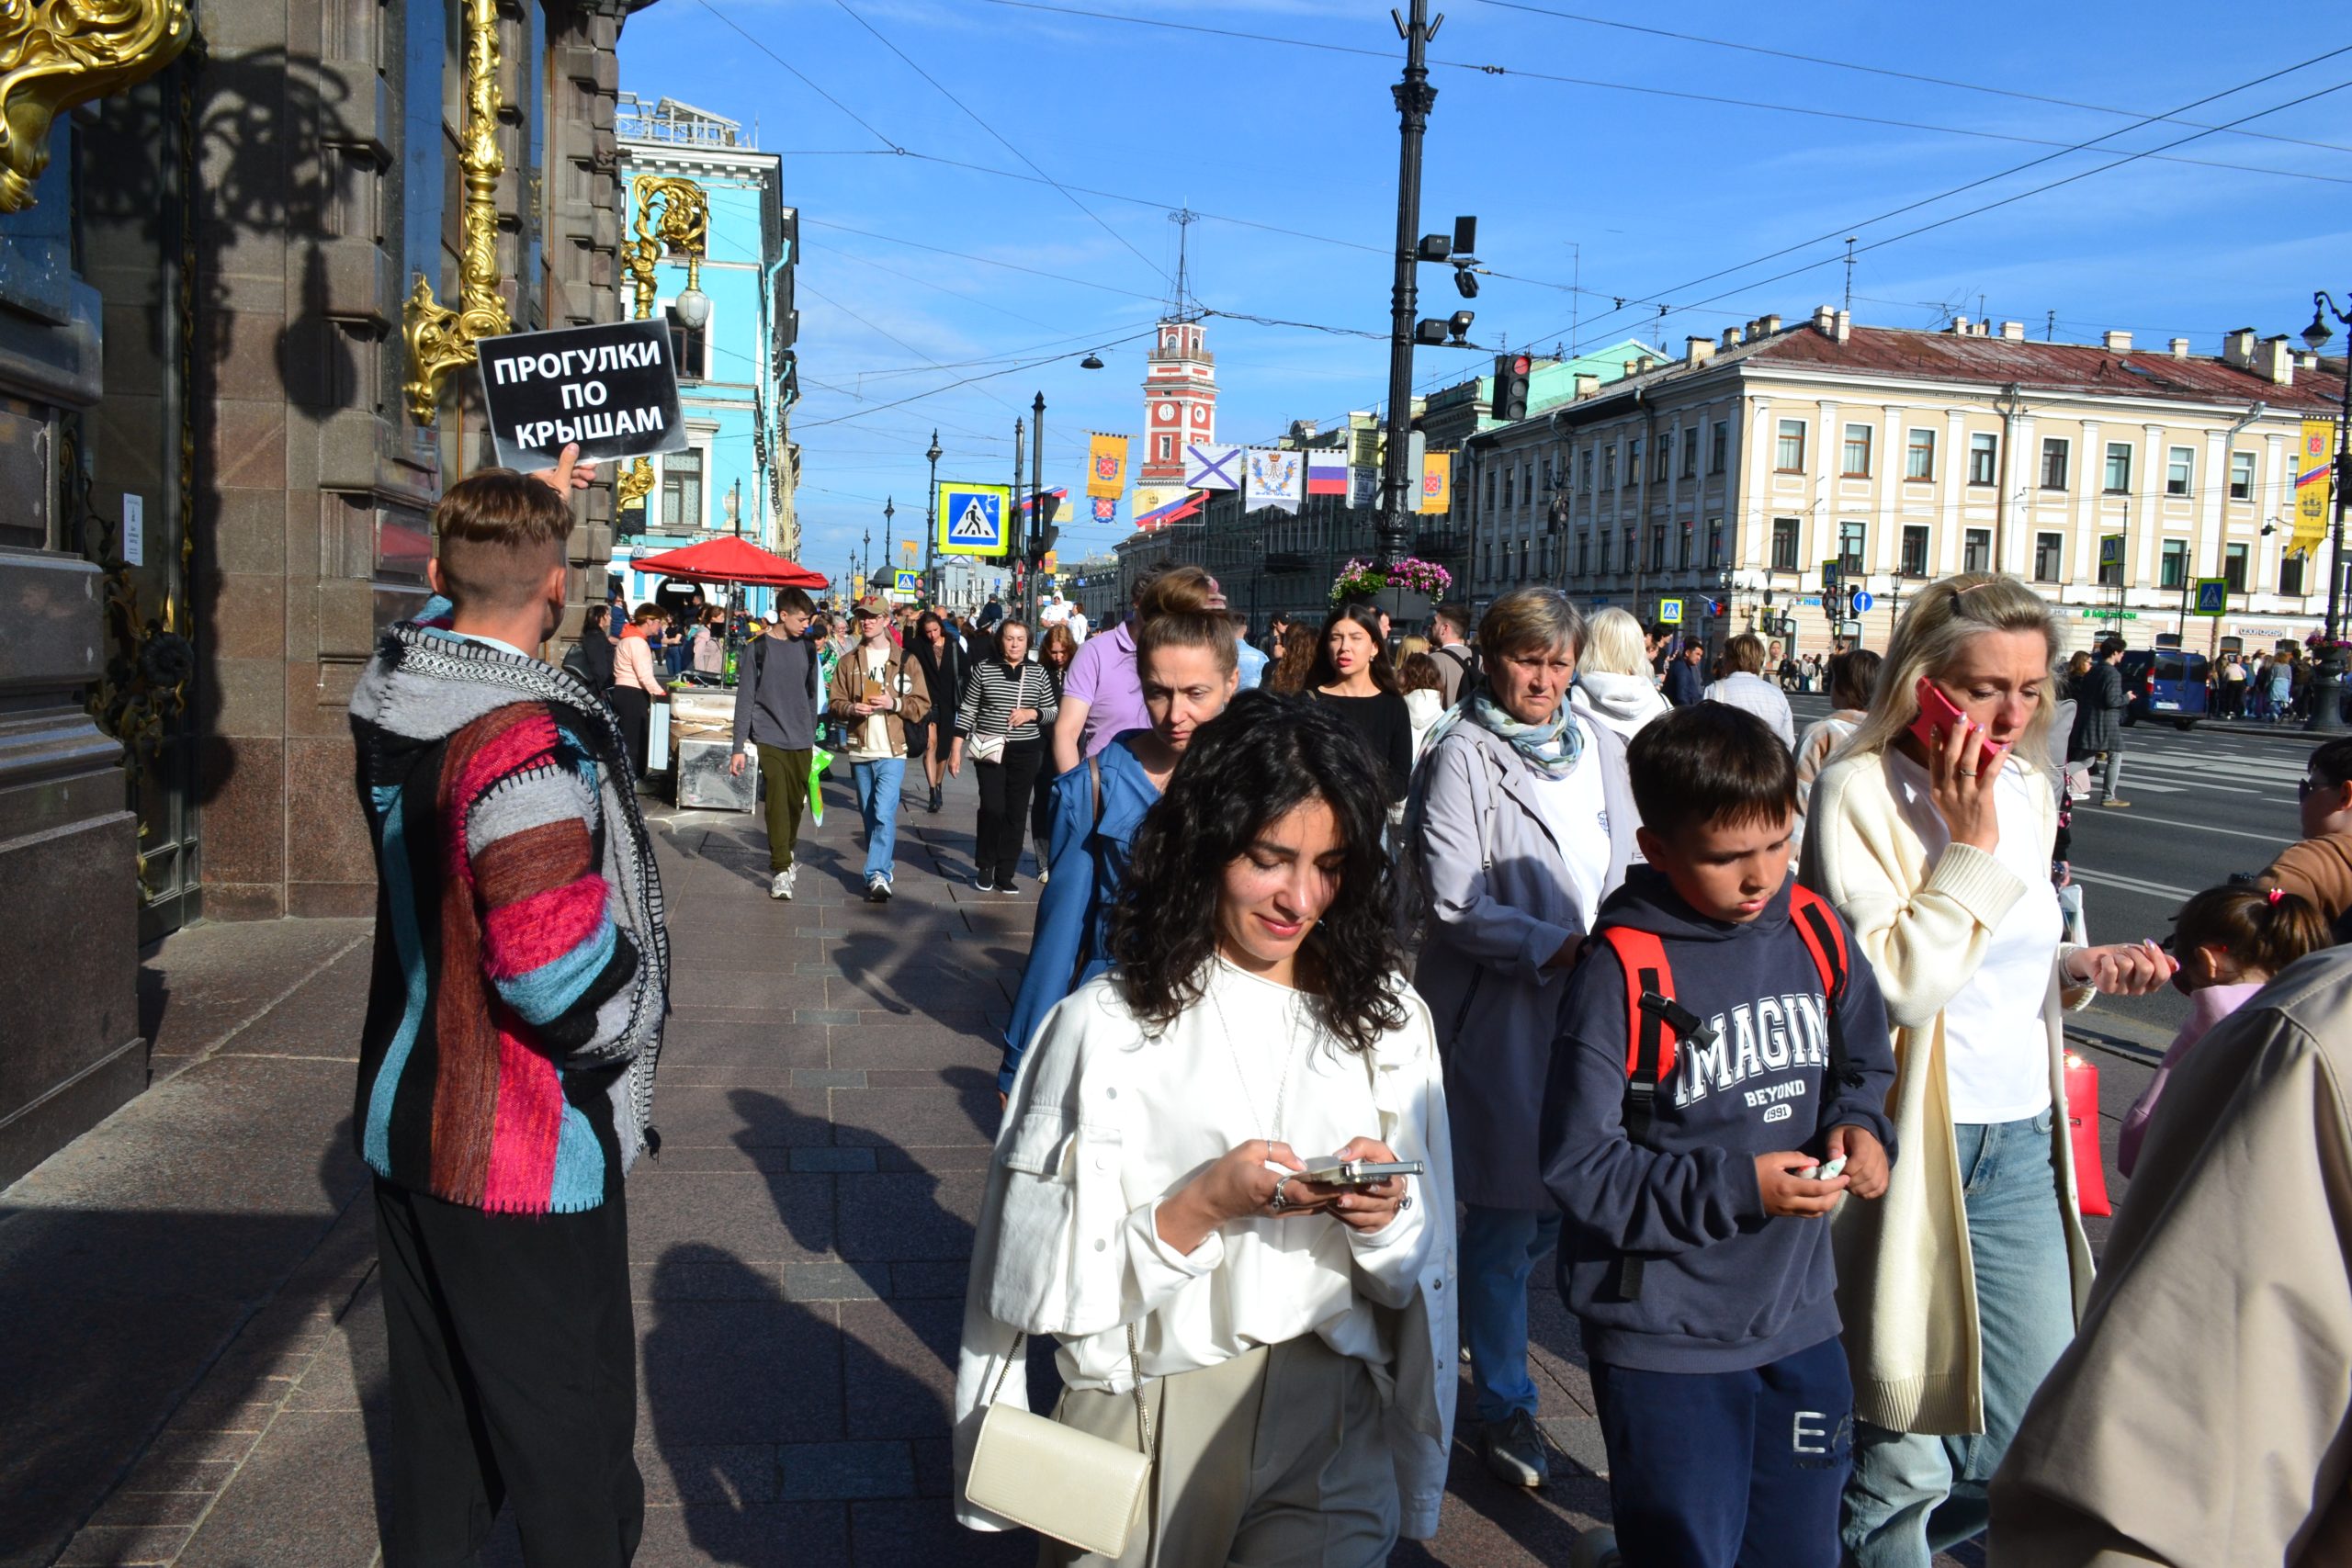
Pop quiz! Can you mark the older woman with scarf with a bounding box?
[1405,586,1638,1491]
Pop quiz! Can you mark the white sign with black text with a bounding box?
[479,318,687,473]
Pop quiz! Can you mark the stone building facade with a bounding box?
[0,0,646,1183]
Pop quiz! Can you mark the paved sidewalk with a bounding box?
[6,761,2031,1566]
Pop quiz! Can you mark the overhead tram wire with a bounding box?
[973,0,2352,187]
[1464,0,2352,158]
[799,218,1166,302]
[683,0,904,152]
[1511,41,2352,349]
[793,327,1159,431]
[825,0,1170,286]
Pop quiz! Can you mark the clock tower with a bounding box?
[1134,316,1217,516]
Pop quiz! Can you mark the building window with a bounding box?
[2034,531,2063,582]
[2159,538,2188,590]
[2105,441,2132,492]
[1842,423,1872,477]
[1710,420,1729,474]
[660,446,705,530]
[2224,541,2249,592]
[2041,437,2069,491]
[1900,524,1930,577]
[1968,432,1998,486]
[2166,446,2194,497]
[664,305,708,380]
[1648,525,1667,570]
[1962,527,1991,574]
[1580,447,1594,491]
[1601,444,1617,490]
[1626,438,1643,486]
[1623,525,1637,572]
[1598,529,1611,573]
[2283,551,2308,595]
[1654,441,1670,484]
[1905,426,1935,479]
[1576,533,1589,576]
[1839,521,1867,576]
[1706,517,1724,568]
[1680,427,1699,479]
[1770,516,1799,570]
[1776,419,1805,471]
[2230,450,2255,502]
[1485,469,1497,510]
[1679,520,1694,569]
[1157,434,1172,460]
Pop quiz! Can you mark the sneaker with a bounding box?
[2099,797,2132,808]
[974,871,997,893]
[769,868,795,900]
[1569,1528,1622,1568]
[996,877,1022,896]
[1479,1408,1550,1489]
[865,874,892,903]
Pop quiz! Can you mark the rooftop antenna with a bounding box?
[1568,240,1582,358]
[1168,207,1200,321]
[1843,237,1856,315]
[2045,309,2055,342]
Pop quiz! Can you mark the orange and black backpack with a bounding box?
[1592,885,1856,1300]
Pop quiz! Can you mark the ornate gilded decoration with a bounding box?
[401,0,510,426]
[616,175,707,512]
[0,0,192,211]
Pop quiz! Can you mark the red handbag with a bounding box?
[2063,1050,2111,1217]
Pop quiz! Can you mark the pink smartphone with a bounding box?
[1909,676,2007,761]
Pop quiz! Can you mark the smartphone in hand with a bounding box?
[1909,676,2007,762]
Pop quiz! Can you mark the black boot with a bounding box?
[927,784,944,814]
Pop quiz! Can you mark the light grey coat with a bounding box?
[1408,716,1638,1211]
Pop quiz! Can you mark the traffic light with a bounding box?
[1492,353,1532,423]
[1028,493,1060,569]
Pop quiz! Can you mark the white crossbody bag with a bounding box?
[965,1324,1151,1558]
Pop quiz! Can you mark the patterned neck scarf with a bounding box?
[1425,689,1585,779]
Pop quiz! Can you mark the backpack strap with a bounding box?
[1788,886,1859,1092]
[1596,925,1719,1302]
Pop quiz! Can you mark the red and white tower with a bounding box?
[1138,318,1216,488]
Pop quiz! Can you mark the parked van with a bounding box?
[2121,648,2211,729]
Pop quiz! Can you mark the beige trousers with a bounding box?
[1040,1335,1398,1568]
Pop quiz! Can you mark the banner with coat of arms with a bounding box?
[1086,433,1130,498]
[1419,451,1453,513]
[2296,418,2337,555]
[1244,447,1303,514]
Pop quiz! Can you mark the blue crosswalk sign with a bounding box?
[2193,577,2228,616]
[936,481,1011,557]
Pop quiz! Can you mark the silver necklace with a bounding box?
[1205,964,1314,1145]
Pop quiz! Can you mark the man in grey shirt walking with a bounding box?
[730,588,821,898]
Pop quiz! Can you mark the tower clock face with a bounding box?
[1156,403,1177,423]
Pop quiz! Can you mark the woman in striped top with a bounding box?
[952,619,1059,893]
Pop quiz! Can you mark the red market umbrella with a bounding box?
[629,535,829,591]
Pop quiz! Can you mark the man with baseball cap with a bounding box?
[827,599,931,900]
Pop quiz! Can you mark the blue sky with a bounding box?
[616,0,2352,587]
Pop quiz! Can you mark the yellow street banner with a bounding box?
[2296,419,2337,553]
[1419,450,1452,513]
[1086,433,1129,498]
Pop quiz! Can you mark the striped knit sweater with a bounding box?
[955,657,1058,744]
[350,604,669,1214]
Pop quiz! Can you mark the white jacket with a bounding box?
[953,974,1460,1540]
[1571,671,1670,741]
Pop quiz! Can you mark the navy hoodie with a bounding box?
[1537,866,1897,1374]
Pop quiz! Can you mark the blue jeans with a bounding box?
[1841,1110,2075,1568]
[1461,1203,1561,1424]
[849,756,905,883]
[1591,1335,1852,1568]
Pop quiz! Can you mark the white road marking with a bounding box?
[2070,866,2199,900]
[2095,815,2296,844]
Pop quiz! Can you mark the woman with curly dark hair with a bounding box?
[954,691,1458,1564]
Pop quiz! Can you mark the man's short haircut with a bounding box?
[2098,634,2127,659]
[1432,603,1471,638]
[1724,632,1767,675]
[1625,703,1798,841]
[1130,558,1176,605]
[433,469,573,613]
[775,587,815,617]
[2309,737,2352,790]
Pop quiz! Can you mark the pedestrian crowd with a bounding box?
[342,451,2352,1568]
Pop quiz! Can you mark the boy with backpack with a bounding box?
[1538,703,1898,1568]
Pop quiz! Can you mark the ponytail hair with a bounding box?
[2172,884,2331,978]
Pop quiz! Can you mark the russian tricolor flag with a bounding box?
[1306,451,1350,496]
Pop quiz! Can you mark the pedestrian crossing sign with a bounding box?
[1658,598,1684,625]
[2099,534,2126,571]
[892,569,922,598]
[2193,576,2228,616]
[935,481,1012,557]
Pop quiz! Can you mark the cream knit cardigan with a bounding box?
[1800,748,2095,1437]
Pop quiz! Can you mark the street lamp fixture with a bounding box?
[402,0,511,425]
[616,175,711,514]
[1080,353,1105,369]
